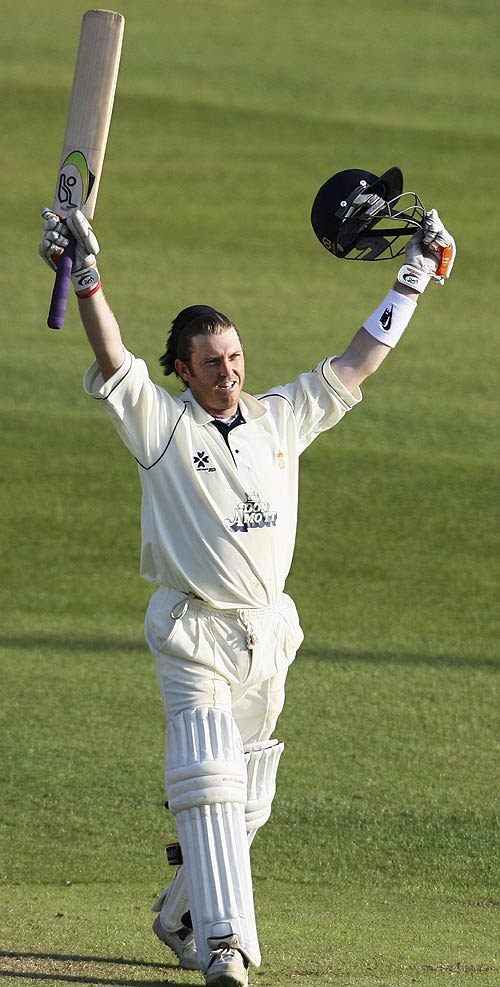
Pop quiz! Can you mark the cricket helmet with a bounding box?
[311,166,425,261]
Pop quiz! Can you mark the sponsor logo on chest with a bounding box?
[225,492,278,533]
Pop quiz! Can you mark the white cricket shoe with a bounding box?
[205,947,249,987]
[153,914,200,970]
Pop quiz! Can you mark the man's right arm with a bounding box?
[40,207,124,381]
[76,288,125,381]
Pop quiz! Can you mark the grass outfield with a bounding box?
[1,1,499,985]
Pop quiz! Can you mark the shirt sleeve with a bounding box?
[261,357,361,453]
[83,348,183,467]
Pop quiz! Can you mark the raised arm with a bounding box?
[332,209,456,393]
[75,288,125,381]
[39,208,124,380]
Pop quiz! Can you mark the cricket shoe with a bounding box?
[152,914,200,970]
[205,947,249,987]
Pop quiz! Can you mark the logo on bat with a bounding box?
[57,150,95,211]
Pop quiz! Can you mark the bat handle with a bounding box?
[47,234,76,330]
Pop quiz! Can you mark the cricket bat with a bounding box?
[47,9,125,330]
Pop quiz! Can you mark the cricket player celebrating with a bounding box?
[39,167,455,987]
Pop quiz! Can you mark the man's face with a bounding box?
[175,327,245,418]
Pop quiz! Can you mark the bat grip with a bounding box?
[47,234,76,330]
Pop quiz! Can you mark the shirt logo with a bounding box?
[193,451,216,472]
[380,305,393,331]
[225,492,278,532]
[276,450,286,470]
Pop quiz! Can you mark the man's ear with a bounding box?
[174,358,190,382]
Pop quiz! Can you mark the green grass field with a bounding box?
[1,1,499,985]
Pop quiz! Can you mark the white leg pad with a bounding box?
[154,739,284,931]
[244,739,284,843]
[167,707,260,969]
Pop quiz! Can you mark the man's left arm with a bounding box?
[332,208,456,394]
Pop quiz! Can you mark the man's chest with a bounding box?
[144,416,296,520]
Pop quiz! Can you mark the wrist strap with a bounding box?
[397,264,431,294]
[71,265,101,299]
[363,288,417,348]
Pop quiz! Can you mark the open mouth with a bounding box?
[217,380,238,391]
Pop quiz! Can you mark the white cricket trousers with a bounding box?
[145,585,304,744]
[144,585,303,968]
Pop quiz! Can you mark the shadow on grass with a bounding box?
[0,635,146,656]
[0,634,498,671]
[0,949,198,986]
[300,644,499,671]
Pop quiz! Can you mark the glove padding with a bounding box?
[39,207,100,272]
[406,209,456,284]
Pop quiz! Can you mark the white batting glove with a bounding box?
[39,207,100,270]
[405,209,456,286]
[422,208,456,282]
[65,208,100,271]
[66,210,101,297]
[39,208,69,271]
[39,207,101,298]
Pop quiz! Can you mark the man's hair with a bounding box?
[159,304,237,384]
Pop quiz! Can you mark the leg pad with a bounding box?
[167,708,260,969]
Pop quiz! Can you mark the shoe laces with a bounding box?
[210,947,247,968]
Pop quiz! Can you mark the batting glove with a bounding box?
[39,207,100,271]
[39,207,101,298]
[65,209,100,270]
[402,209,456,291]
[421,208,456,282]
[39,208,69,271]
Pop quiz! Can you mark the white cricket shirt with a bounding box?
[84,350,361,609]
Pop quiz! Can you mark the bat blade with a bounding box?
[47,9,125,330]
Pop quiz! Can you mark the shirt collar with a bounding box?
[183,390,268,425]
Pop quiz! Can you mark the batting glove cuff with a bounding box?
[397,264,431,294]
[71,265,102,298]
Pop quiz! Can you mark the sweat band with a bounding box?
[71,265,101,299]
[363,289,417,348]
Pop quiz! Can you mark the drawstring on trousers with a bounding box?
[170,594,260,651]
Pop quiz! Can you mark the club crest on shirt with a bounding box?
[193,450,216,472]
[225,492,278,533]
